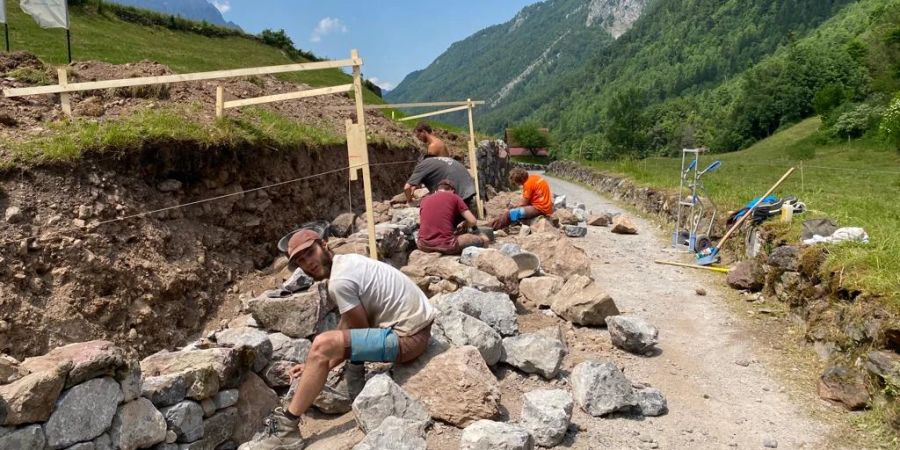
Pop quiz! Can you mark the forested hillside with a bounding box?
[386,0,647,124]
[392,0,900,159]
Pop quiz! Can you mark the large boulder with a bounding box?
[424,257,506,293]
[160,400,205,443]
[351,374,431,433]
[562,225,587,238]
[20,340,127,388]
[353,416,427,450]
[180,407,238,450]
[245,289,324,338]
[550,275,619,326]
[0,355,26,385]
[436,287,518,336]
[0,425,46,450]
[331,212,357,238]
[587,214,611,227]
[605,315,659,354]
[551,209,579,226]
[268,333,311,363]
[817,366,870,410]
[44,377,123,449]
[0,362,68,425]
[141,348,247,390]
[460,247,489,266]
[109,398,168,450]
[518,276,562,308]
[726,260,765,292]
[500,333,565,379]
[433,309,503,366]
[521,233,590,280]
[399,346,501,427]
[767,246,800,271]
[610,215,638,234]
[475,249,520,291]
[233,373,278,443]
[520,389,573,447]
[571,360,636,416]
[865,351,900,390]
[459,420,534,450]
[635,386,668,417]
[215,327,273,372]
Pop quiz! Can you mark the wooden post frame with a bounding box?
[348,49,378,260]
[215,85,224,119]
[465,99,484,219]
[58,68,71,117]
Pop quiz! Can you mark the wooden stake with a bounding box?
[58,68,71,117]
[466,99,484,219]
[350,49,378,260]
[215,85,224,118]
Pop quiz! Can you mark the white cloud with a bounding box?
[210,0,231,14]
[368,77,395,91]
[310,17,348,43]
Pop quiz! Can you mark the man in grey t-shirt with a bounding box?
[246,229,434,450]
[404,156,477,210]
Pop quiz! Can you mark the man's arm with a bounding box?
[404,183,417,201]
[461,209,478,228]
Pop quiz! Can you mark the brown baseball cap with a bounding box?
[287,229,321,261]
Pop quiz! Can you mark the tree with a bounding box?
[509,123,550,156]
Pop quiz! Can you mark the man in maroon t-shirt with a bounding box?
[417,179,490,254]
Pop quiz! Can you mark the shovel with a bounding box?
[696,167,796,265]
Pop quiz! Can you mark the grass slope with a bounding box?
[4,3,381,102]
[585,118,900,307]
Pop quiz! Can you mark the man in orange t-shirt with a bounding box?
[488,168,554,230]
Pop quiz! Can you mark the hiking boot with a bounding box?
[345,362,366,400]
[241,407,304,450]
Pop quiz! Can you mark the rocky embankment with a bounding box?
[1,194,665,449]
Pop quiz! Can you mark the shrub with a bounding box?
[830,103,882,139]
[880,94,900,150]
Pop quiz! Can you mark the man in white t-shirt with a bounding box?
[247,229,435,450]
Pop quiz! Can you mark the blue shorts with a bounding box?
[349,328,400,363]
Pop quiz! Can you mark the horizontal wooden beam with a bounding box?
[224,84,353,109]
[3,58,360,97]
[327,100,485,111]
[397,104,471,121]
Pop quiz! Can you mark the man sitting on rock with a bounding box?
[404,155,479,214]
[414,121,450,157]
[488,168,554,230]
[417,179,491,255]
[247,229,435,449]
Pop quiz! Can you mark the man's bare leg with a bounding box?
[287,330,348,416]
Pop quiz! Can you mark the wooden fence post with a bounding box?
[215,85,224,118]
[467,99,485,219]
[58,68,72,117]
[349,49,378,260]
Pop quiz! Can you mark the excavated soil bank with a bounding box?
[0,143,419,359]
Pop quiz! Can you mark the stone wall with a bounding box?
[474,140,512,196]
[0,284,338,450]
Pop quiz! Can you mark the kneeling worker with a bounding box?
[489,168,554,230]
[248,229,435,449]
[417,179,490,254]
[404,156,479,214]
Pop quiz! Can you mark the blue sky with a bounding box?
[213,0,538,91]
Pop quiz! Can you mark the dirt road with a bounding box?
[537,174,838,449]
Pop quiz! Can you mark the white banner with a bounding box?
[20,0,68,29]
[0,0,7,24]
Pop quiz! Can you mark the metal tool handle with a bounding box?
[714,167,796,250]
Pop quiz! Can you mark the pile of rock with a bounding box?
[0,339,262,450]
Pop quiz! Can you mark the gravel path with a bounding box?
[543,174,834,449]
